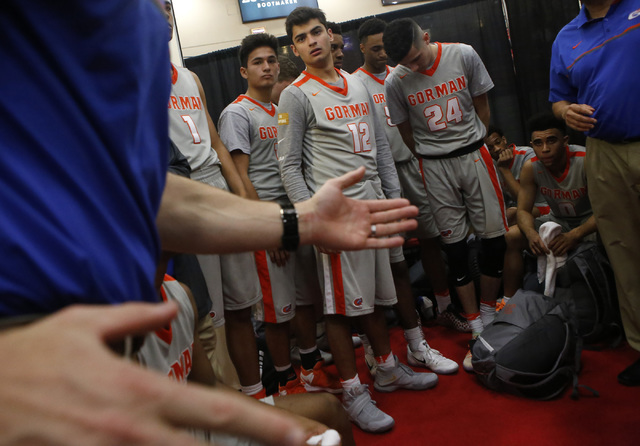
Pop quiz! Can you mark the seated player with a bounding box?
[484,126,550,226]
[137,253,356,446]
[502,113,597,303]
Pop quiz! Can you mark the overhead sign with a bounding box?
[239,0,319,24]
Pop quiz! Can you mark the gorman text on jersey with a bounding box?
[540,186,587,200]
[168,95,203,110]
[167,344,194,382]
[407,76,467,106]
[325,102,370,121]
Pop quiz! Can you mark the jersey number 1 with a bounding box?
[181,115,202,144]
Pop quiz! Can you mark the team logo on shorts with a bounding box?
[353,298,363,308]
[629,9,640,20]
[209,311,217,319]
[282,304,293,314]
[440,229,453,238]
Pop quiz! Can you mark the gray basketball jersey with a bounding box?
[531,145,591,219]
[287,70,381,199]
[137,276,194,383]
[385,43,493,157]
[353,66,413,164]
[169,65,220,172]
[219,95,286,202]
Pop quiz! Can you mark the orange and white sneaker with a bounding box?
[463,350,474,373]
[278,377,307,396]
[300,361,343,394]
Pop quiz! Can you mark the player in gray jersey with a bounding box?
[383,18,507,372]
[166,5,263,394]
[352,17,460,373]
[218,33,341,398]
[503,113,597,300]
[279,7,438,434]
[485,126,550,226]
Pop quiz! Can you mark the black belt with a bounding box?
[420,139,485,160]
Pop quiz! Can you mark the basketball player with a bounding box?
[138,255,356,446]
[218,33,340,396]
[484,126,550,226]
[503,113,596,301]
[327,22,345,70]
[383,18,508,372]
[352,18,460,373]
[354,17,470,335]
[165,1,265,394]
[278,7,438,433]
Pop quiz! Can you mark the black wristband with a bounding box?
[280,202,299,251]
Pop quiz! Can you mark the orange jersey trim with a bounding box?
[254,250,276,323]
[233,95,276,117]
[330,253,346,315]
[420,42,443,77]
[294,68,350,96]
[480,145,508,230]
[353,66,390,85]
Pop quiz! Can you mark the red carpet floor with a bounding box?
[349,324,639,445]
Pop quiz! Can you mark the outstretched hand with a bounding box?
[297,167,418,251]
[0,303,308,446]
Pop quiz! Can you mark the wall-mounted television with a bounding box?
[382,0,430,5]
[239,0,319,24]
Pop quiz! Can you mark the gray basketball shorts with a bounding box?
[192,165,262,327]
[252,244,320,324]
[419,146,508,244]
[396,157,440,240]
[316,248,397,317]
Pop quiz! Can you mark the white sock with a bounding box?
[434,292,452,313]
[375,352,396,371]
[480,301,497,327]
[465,312,484,338]
[241,382,263,396]
[503,296,511,304]
[341,374,362,392]
[404,326,425,352]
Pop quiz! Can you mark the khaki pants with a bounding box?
[585,138,640,351]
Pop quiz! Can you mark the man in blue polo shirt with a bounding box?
[549,0,640,386]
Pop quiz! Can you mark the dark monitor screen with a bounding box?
[381,0,431,5]
[239,0,319,24]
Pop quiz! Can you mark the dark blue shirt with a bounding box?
[0,0,170,315]
[549,0,640,142]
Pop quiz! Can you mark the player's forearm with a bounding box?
[571,215,597,241]
[516,210,537,241]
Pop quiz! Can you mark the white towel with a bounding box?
[537,222,567,297]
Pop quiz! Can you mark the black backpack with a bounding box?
[471,290,594,400]
[554,242,623,348]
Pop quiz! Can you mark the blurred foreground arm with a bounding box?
[158,166,418,254]
[0,303,308,446]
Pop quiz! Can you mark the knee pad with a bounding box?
[480,235,506,278]
[443,240,472,286]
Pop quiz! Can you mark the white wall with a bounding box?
[172,0,433,58]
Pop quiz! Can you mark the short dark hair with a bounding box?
[277,56,300,82]
[527,112,567,137]
[487,125,504,137]
[383,18,424,63]
[326,21,342,35]
[358,17,386,43]
[238,33,279,68]
[285,7,327,40]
